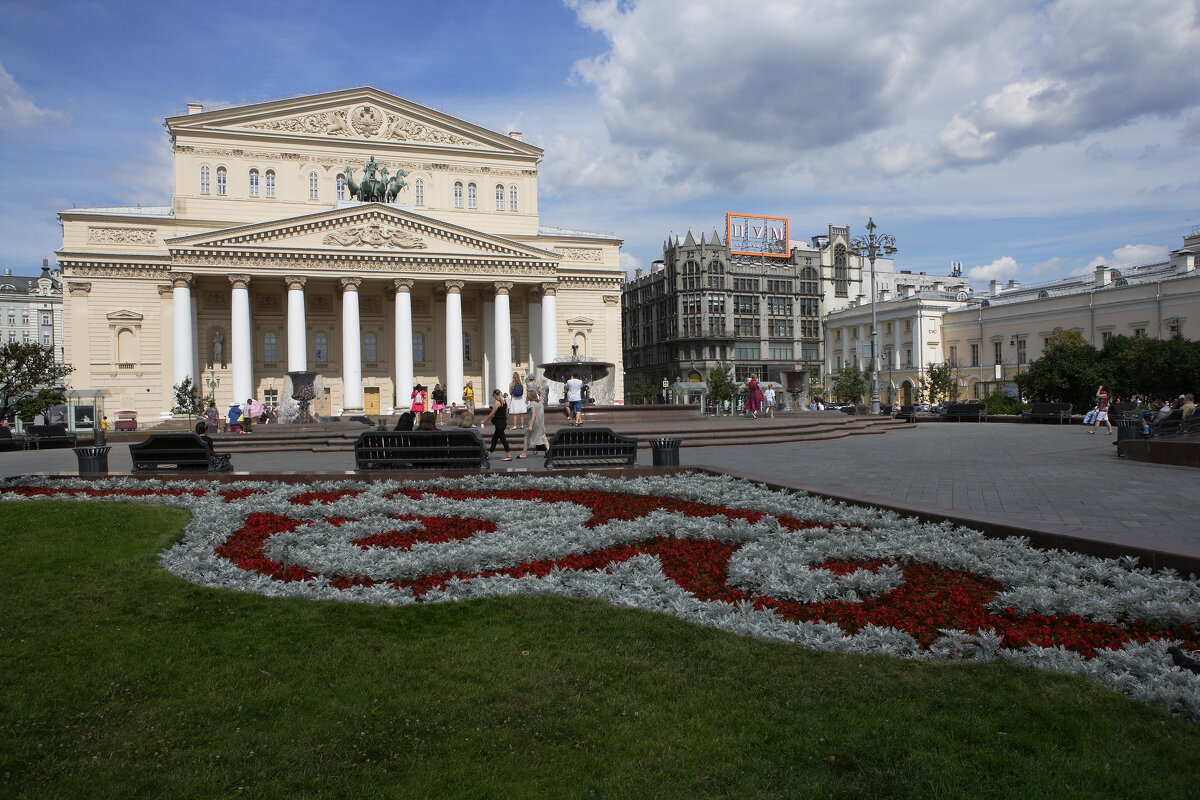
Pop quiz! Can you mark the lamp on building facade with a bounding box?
[850,218,898,415]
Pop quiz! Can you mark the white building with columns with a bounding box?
[57,88,624,418]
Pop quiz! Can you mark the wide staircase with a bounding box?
[209,405,913,454]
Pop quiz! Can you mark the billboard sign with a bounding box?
[726,213,789,258]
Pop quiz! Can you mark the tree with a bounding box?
[831,364,868,404]
[626,375,657,405]
[1018,327,1108,412]
[925,362,957,404]
[1102,334,1200,401]
[172,377,203,425]
[705,364,738,414]
[0,342,73,422]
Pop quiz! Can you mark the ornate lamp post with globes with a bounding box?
[850,218,898,415]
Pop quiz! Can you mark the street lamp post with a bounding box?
[850,218,898,415]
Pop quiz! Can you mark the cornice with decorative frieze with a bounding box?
[170,252,556,277]
[172,146,534,177]
[63,264,172,279]
[556,275,624,290]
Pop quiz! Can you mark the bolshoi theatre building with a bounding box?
[57,87,625,419]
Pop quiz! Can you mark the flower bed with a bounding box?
[4,472,1199,715]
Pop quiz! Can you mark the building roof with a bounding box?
[60,205,175,218]
[964,260,1179,308]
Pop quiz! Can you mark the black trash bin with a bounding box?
[650,437,681,467]
[1113,410,1143,448]
[73,446,111,476]
[93,427,106,446]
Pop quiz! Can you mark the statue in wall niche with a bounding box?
[212,330,223,366]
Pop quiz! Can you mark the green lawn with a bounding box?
[2,500,1198,799]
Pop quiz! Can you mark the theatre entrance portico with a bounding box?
[165,203,563,414]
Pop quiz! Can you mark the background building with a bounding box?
[0,264,64,361]
[824,229,1200,402]
[57,87,625,419]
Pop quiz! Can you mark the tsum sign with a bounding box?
[726,213,790,258]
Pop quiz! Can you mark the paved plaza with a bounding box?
[2,421,1196,560]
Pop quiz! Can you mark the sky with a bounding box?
[1,0,1198,286]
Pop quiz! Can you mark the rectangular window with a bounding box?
[835,281,848,297]
[732,278,760,292]
[42,334,51,345]
[885,322,893,335]
[799,298,819,317]
[769,343,793,360]
[707,294,725,313]
[769,319,793,338]
[733,295,758,315]
[948,345,958,366]
[707,275,724,289]
[767,279,793,293]
[801,320,820,339]
[1017,339,1027,364]
[970,343,980,367]
[733,343,759,360]
[905,348,912,367]
[41,313,51,326]
[767,296,791,316]
[904,319,911,332]
[263,389,279,411]
[801,343,820,361]
[1100,331,1112,342]
[734,318,760,337]
[1134,328,1146,337]
[994,341,1003,365]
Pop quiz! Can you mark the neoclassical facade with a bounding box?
[57,87,624,417]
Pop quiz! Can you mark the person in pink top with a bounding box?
[1089,385,1113,435]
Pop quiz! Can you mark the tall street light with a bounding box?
[850,218,898,415]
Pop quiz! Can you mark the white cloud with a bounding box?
[1087,244,1170,270]
[0,62,68,132]
[967,256,1020,281]
[618,250,641,273]
[1031,257,1068,276]
[565,0,1200,185]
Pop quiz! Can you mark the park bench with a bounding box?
[353,429,489,470]
[544,427,637,469]
[129,433,233,472]
[22,424,78,449]
[942,402,986,422]
[894,404,918,423]
[1145,408,1186,438]
[0,426,26,451]
[1020,402,1072,424]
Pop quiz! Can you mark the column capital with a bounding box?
[340,277,362,292]
[539,282,558,297]
[493,281,514,296]
[157,284,173,298]
[444,280,465,294]
[392,278,414,293]
[228,273,251,290]
[168,271,193,289]
[284,275,307,290]
[67,281,93,296]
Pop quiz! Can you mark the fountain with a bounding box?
[281,371,322,424]
[536,346,615,406]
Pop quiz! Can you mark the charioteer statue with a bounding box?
[342,156,407,203]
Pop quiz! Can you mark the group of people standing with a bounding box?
[204,397,271,435]
[743,374,776,419]
[400,371,579,462]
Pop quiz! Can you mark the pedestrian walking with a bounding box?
[463,380,475,414]
[480,389,512,460]
[509,372,527,431]
[763,385,776,418]
[517,389,548,458]
[227,402,243,435]
[1090,385,1113,435]
[565,372,584,426]
[746,374,763,419]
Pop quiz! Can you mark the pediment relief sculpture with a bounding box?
[244,104,480,148]
[322,224,428,249]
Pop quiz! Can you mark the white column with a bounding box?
[285,275,307,372]
[393,279,414,410]
[492,282,513,394]
[169,272,194,389]
[481,298,493,400]
[229,274,253,405]
[341,278,363,413]
[540,283,559,404]
[444,280,464,407]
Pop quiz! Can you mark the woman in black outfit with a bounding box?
[479,388,512,460]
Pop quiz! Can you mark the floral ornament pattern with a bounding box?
[3,473,1199,716]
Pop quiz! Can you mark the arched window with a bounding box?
[216,166,227,196]
[249,169,260,197]
[509,184,518,211]
[462,332,471,362]
[511,329,521,363]
[262,332,277,363]
[265,170,276,198]
[314,332,328,363]
[308,171,319,200]
[453,182,463,209]
[336,174,346,201]
[116,328,135,363]
[363,331,378,363]
[495,184,505,210]
[199,165,210,195]
[413,331,425,362]
[414,177,424,205]
[467,182,477,209]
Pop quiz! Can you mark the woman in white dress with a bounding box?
[516,389,548,458]
[508,371,528,431]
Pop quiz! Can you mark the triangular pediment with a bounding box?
[566,316,595,326]
[166,87,542,157]
[106,309,143,322]
[165,204,561,262]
